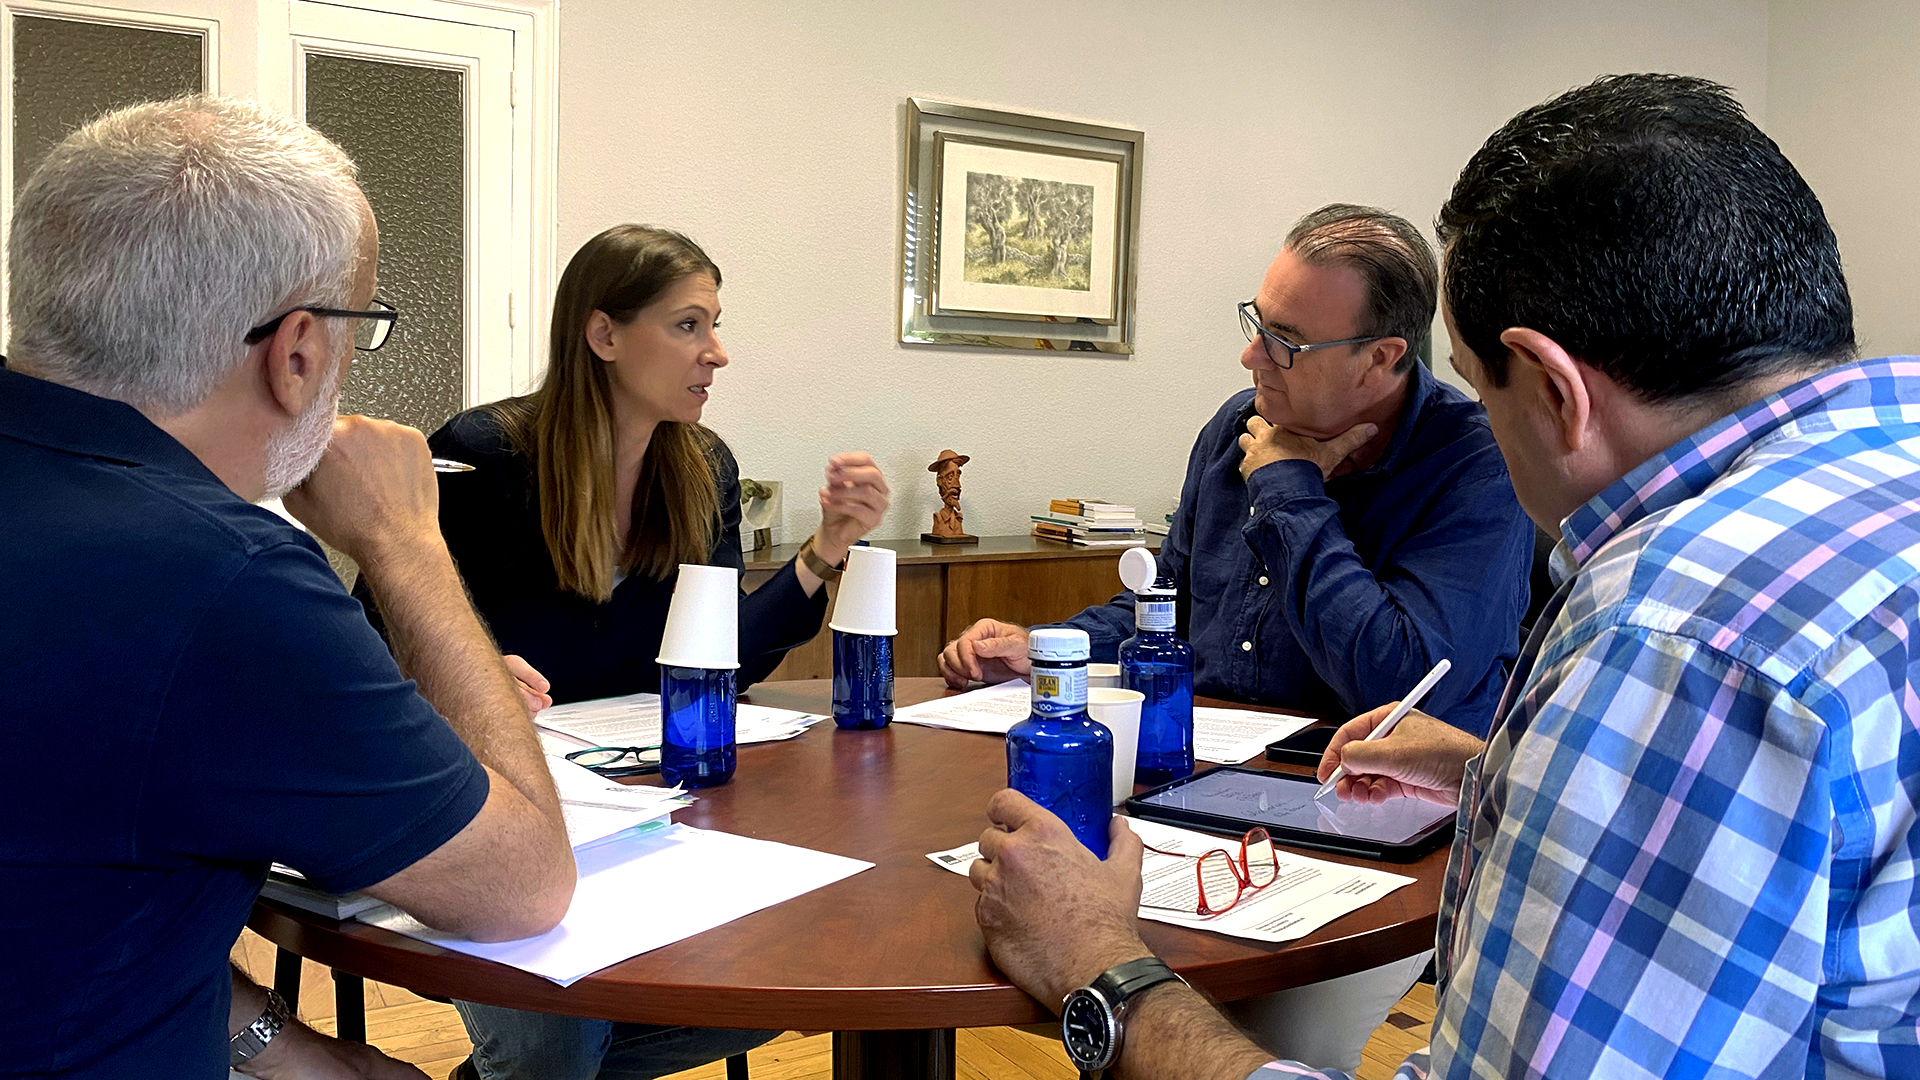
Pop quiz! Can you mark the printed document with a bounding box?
[893,681,1319,764]
[537,692,825,748]
[547,754,690,851]
[361,824,872,986]
[926,817,1413,944]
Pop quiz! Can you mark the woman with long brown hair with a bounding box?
[389,224,888,1079]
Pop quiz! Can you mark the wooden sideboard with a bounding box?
[742,535,1158,680]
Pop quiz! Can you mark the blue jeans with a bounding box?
[454,1000,777,1080]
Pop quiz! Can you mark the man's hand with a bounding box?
[938,619,1032,688]
[237,1019,428,1080]
[503,654,552,714]
[812,452,892,565]
[970,789,1152,1007]
[282,416,440,569]
[1237,414,1378,481]
[1318,704,1487,806]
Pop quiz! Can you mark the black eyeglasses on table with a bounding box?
[564,745,661,778]
[244,299,398,352]
[1140,827,1280,918]
[1237,300,1387,370]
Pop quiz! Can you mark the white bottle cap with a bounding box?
[1118,546,1173,597]
[1028,627,1091,662]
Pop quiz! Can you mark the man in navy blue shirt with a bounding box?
[937,204,1532,1070]
[940,204,1532,735]
[0,97,574,1078]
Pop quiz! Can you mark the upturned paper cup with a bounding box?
[1087,663,1123,689]
[1089,688,1144,805]
[656,564,741,670]
[828,546,898,636]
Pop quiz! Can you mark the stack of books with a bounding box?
[1032,498,1148,547]
[1146,510,1173,537]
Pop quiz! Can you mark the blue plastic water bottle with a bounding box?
[1006,628,1114,857]
[1120,579,1195,785]
[831,629,894,729]
[660,665,736,788]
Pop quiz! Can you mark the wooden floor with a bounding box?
[231,930,1435,1079]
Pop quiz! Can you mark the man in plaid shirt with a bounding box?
[967,74,1918,1079]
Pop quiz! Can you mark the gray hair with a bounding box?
[8,94,363,415]
[1285,204,1438,374]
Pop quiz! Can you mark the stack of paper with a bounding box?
[893,680,1318,764]
[536,691,826,749]
[927,817,1414,944]
[360,824,873,986]
[547,754,690,851]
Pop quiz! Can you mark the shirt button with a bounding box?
[1241,640,1253,652]
[1258,575,1270,587]
[1249,505,1257,517]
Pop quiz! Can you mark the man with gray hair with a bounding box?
[938,204,1535,1070]
[0,96,574,1077]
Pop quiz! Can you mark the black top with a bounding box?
[355,406,827,704]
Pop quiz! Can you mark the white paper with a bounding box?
[546,755,690,851]
[893,681,1318,764]
[926,817,1413,945]
[1191,707,1318,764]
[360,824,872,986]
[537,691,825,748]
[890,680,1031,733]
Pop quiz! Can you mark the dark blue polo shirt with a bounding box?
[1058,361,1533,735]
[0,367,490,1078]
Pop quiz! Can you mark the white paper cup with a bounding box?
[1088,687,1144,805]
[828,546,898,636]
[656,564,741,670]
[1087,663,1123,689]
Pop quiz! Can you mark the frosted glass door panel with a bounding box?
[305,53,463,436]
[12,14,203,185]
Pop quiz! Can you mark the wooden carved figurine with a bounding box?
[921,449,979,545]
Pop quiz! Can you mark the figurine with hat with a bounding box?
[922,449,978,544]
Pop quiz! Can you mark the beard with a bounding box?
[261,351,345,500]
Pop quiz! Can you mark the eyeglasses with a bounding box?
[1140,827,1279,917]
[1237,301,1385,369]
[244,299,398,352]
[564,745,661,778]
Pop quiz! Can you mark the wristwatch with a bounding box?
[1060,956,1186,1078]
[229,988,290,1068]
[798,535,845,582]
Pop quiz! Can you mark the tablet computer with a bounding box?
[1124,766,1455,862]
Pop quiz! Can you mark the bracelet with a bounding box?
[798,536,845,582]
[230,988,290,1067]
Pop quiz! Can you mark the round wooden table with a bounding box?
[250,678,1446,1079]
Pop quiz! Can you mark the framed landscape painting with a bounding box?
[900,99,1143,353]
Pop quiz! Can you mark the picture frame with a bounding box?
[900,99,1144,353]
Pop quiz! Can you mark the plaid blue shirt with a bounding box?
[1246,357,1920,1080]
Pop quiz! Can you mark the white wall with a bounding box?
[553,0,1771,542]
[1767,0,1920,360]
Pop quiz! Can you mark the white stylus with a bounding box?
[1315,658,1451,801]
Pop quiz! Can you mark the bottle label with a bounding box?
[1136,600,1176,632]
[1030,664,1088,718]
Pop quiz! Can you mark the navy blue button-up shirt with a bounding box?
[1060,361,1532,734]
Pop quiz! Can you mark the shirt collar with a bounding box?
[0,365,220,484]
[1232,358,1437,479]
[1561,356,1920,564]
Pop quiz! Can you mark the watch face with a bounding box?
[1061,989,1116,1070]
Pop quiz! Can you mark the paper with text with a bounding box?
[537,692,825,748]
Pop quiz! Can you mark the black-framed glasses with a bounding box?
[1140,827,1280,918]
[1237,300,1385,369]
[244,299,398,352]
[564,745,661,778]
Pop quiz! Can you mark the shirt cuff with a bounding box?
[1244,458,1326,522]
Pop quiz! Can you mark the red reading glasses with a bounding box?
[1141,827,1280,918]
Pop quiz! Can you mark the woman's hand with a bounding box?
[503,653,552,714]
[811,452,890,565]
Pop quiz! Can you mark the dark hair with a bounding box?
[497,224,723,599]
[1285,204,1437,375]
[1436,73,1853,402]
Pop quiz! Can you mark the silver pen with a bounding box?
[432,458,475,473]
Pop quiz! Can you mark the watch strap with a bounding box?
[1091,955,1184,1008]
[798,536,845,582]
[229,988,290,1067]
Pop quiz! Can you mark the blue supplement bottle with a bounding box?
[1119,579,1196,785]
[1006,628,1114,858]
[660,665,737,788]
